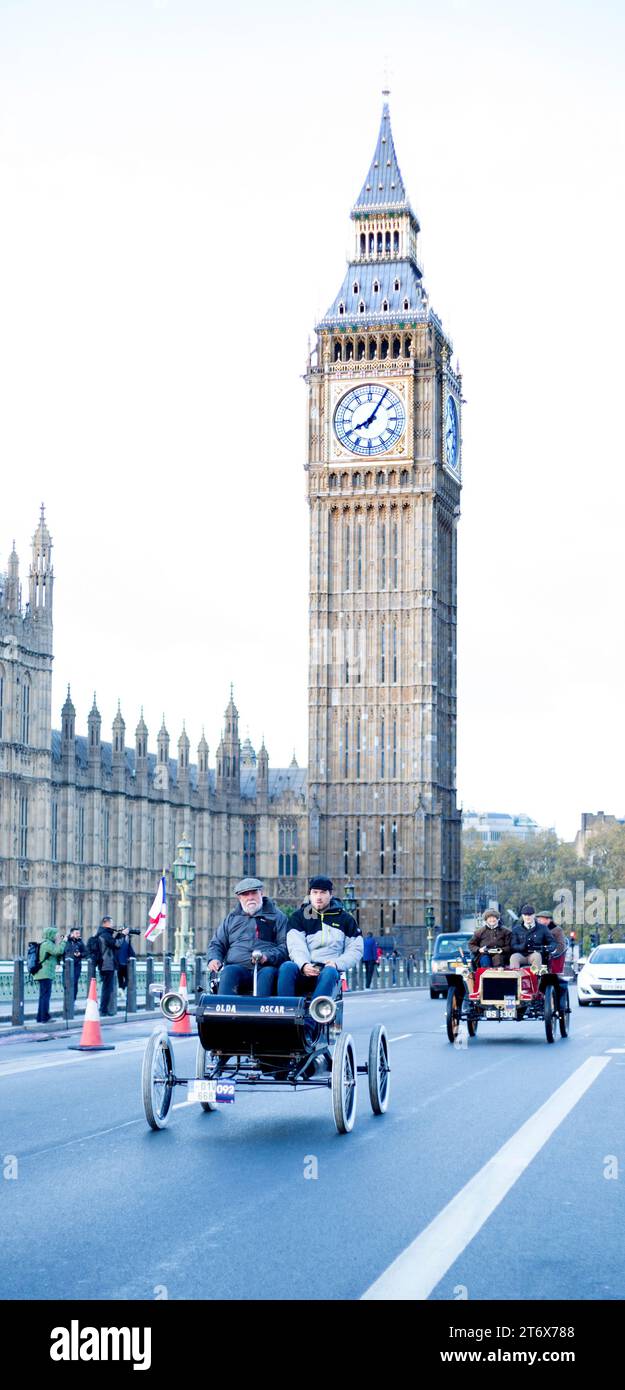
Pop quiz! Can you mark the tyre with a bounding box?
[195,1038,217,1112]
[446,986,462,1043]
[331,1031,357,1134]
[544,985,559,1043]
[577,998,589,1007]
[368,1024,390,1115]
[142,1030,175,1129]
[429,988,438,999]
[559,996,570,1037]
[467,1017,478,1037]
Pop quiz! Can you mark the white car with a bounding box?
[577,944,625,1005]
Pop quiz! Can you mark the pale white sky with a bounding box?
[1,0,624,840]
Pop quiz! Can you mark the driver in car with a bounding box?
[468,909,511,968]
[207,878,288,995]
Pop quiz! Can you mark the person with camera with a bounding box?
[94,916,119,1017]
[63,927,87,1002]
[115,925,139,991]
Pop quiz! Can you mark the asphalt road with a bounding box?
[1,989,624,1301]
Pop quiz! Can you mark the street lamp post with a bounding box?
[172,835,196,964]
[425,900,435,968]
[343,882,357,919]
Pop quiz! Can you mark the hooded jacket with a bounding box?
[286,897,363,971]
[207,897,288,969]
[37,927,65,981]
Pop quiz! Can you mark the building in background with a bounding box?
[463,810,548,844]
[575,811,625,859]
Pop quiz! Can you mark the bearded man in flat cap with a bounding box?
[206,878,289,996]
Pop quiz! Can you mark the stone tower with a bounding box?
[305,100,462,931]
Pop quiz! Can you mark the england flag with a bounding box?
[146,875,166,941]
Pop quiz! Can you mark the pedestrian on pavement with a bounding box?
[510,905,557,970]
[390,946,400,986]
[207,878,288,996]
[97,916,119,1016]
[277,876,363,1000]
[363,932,378,988]
[115,925,139,991]
[63,927,87,1001]
[35,927,65,1022]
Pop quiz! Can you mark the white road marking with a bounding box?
[605,1047,625,1054]
[0,1036,160,1078]
[362,1054,611,1301]
[389,1033,412,1042]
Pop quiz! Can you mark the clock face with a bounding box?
[334,384,405,457]
[445,395,459,470]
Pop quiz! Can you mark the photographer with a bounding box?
[63,927,87,1001]
[115,925,139,991]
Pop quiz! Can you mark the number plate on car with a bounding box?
[485,1008,499,1019]
[504,1007,516,1018]
[610,981,625,990]
[504,995,516,1007]
[188,1081,236,1104]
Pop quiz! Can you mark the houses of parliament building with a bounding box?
[0,102,462,957]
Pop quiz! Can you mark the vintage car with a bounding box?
[444,953,571,1044]
[141,970,390,1135]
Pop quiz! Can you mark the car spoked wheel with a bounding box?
[142,1030,176,1129]
[544,985,560,1044]
[446,987,463,1044]
[195,1038,217,1112]
[332,1031,357,1133]
[467,1017,478,1037]
[368,1024,390,1114]
[558,993,571,1038]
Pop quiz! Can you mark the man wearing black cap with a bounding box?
[277,876,363,1000]
[206,878,288,996]
[510,905,557,970]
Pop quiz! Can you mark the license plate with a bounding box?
[485,1009,499,1019]
[609,981,625,990]
[188,1081,236,1104]
[504,1007,516,1019]
[504,995,516,1007]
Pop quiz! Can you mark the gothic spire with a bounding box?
[352,101,413,218]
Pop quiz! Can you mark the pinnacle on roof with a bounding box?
[62,683,75,715]
[289,750,299,768]
[225,683,238,717]
[113,699,125,729]
[158,715,169,738]
[352,101,413,217]
[136,707,148,736]
[178,722,190,746]
[198,727,209,750]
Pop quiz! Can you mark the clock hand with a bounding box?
[360,388,389,430]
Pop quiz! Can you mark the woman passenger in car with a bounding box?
[468,910,512,969]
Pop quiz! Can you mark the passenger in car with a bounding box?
[468,910,512,968]
[510,905,557,970]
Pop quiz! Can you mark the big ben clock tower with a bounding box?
[305,99,462,932]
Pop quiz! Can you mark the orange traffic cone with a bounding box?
[169,970,192,1036]
[341,972,348,993]
[68,977,115,1051]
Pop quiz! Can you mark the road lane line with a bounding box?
[362,1054,611,1301]
[605,1048,625,1053]
[0,1036,167,1078]
[389,1034,412,1042]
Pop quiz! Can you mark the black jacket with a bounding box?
[207,897,288,969]
[98,926,119,972]
[510,922,557,958]
[64,937,87,964]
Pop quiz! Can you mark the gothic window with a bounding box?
[353,281,359,295]
[392,521,399,586]
[403,298,409,311]
[343,523,350,590]
[76,894,84,928]
[380,905,385,932]
[368,338,377,360]
[394,278,400,292]
[149,816,156,870]
[356,523,363,589]
[357,338,366,360]
[102,808,110,867]
[393,231,399,252]
[341,472,349,489]
[392,719,398,777]
[352,472,362,488]
[380,822,385,874]
[385,231,391,253]
[373,280,380,293]
[392,821,397,875]
[356,822,361,876]
[380,624,386,683]
[279,824,298,876]
[376,470,384,485]
[329,473,337,490]
[360,233,366,254]
[376,232,383,254]
[0,667,4,739]
[392,624,398,682]
[334,336,343,358]
[344,718,349,777]
[369,232,374,254]
[51,799,58,863]
[400,470,409,487]
[78,805,86,864]
[380,717,385,777]
[243,821,257,877]
[365,471,373,488]
[356,717,361,779]
[50,893,57,929]
[21,680,30,744]
[345,653,349,685]
[389,470,397,486]
[404,335,412,358]
[345,338,354,361]
[19,794,28,859]
[380,336,389,358]
[344,822,349,875]
[358,301,365,314]
[338,302,345,316]
[392,336,401,359]
[379,521,387,588]
[382,300,389,314]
